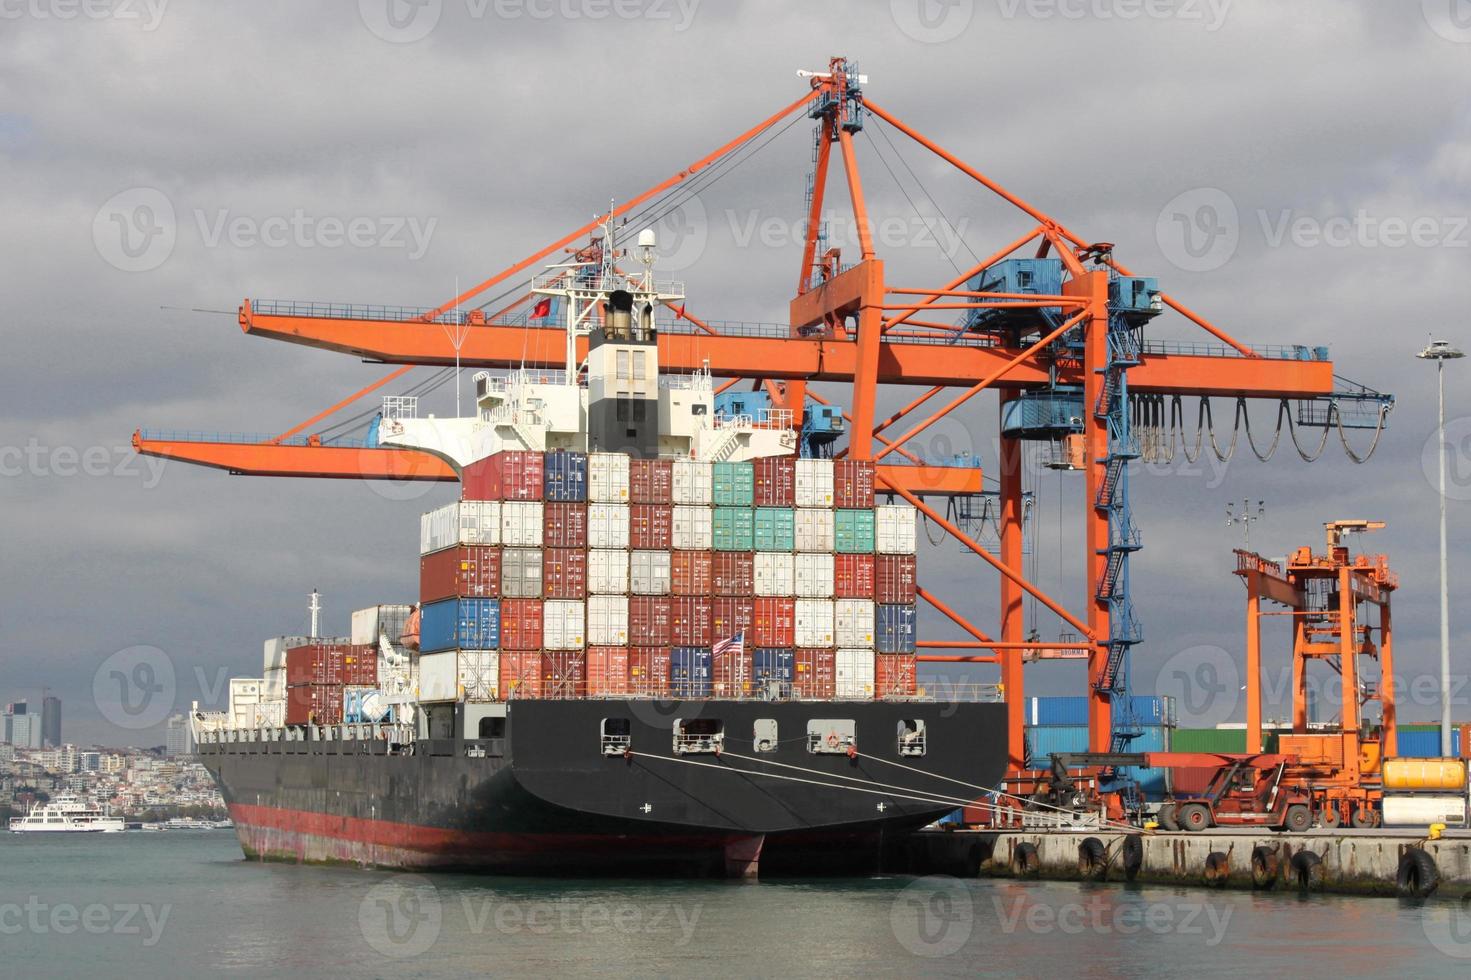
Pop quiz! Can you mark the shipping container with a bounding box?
[587,595,630,646]
[795,553,835,598]
[285,682,344,725]
[463,450,543,502]
[500,547,544,599]
[587,549,629,595]
[671,595,714,647]
[833,460,876,509]
[834,509,875,554]
[794,648,836,698]
[630,550,673,595]
[753,507,796,552]
[712,551,755,596]
[874,554,917,604]
[671,550,714,596]
[458,650,499,701]
[284,642,374,687]
[672,505,713,550]
[834,554,875,599]
[713,643,752,698]
[543,652,587,698]
[420,500,500,555]
[671,647,713,697]
[264,636,310,672]
[795,458,835,507]
[627,646,672,696]
[875,505,918,554]
[795,599,836,648]
[630,504,674,550]
[794,507,835,553]
[712,461,755,506]
[350,604,413,646]
[876,603,917,654]
[499,598,544,651]
[1027,696,1176,728]
[1397,730,1451,758]
[1024,725,1172,767]
[628,596,673,646]
[835,599,875,648]
[586,646,630,696]
[542,502,589,549]
[752,597,796,647]
[420,597,500,652]
[421,545,501,602]
[672,459,712,505]
[500,501,545,548]
[875,653,917,698]
[543,450,588,502]
[835,648,875,699]
[542,547,587,600]
[752,648,794,684]
[713,507,755,551]
[499,651,544,700]
[542,600,586,651]
[588,452,631,503]
[588,503,631,549]
[712,597,753,638]
[263,666,285,702]
[1169,728,1247,754]
[754,552,795,597]
[629,458,673,504]
[754,456,795,507]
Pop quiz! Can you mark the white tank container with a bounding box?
[754,552,794,597]
[835,599,875,647]
[835,648,876,699]
[672,459,713,505]
[457,650,500,702]
[672,505,713,550]
[630,550,672,595]
[542,600,586,651]
[587,549,630,595]
[500,501,544,548]
[794,507,835,553]
[875,504,918,554]
[795,458,835,507]
[795,599,835,647]
[1381,794,1469,828]
[588,503,631,549]
[421,501,500,555]
[587,595,630,645]
[418,651,459,703]
[588,452,631,503]
[795,552,835,598]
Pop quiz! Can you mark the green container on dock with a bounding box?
[834,509,875,553]
[713,507,755,551]
[712,462,755,507]
[1169,728,1247,754]
[753,507,795,551]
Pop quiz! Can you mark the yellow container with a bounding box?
[1382,757,1468,792]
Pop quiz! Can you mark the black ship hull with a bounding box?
[198,698,1006,876]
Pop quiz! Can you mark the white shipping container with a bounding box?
[630,550,673,595]
[835,599,876,647]
[795,552,835,598]
[543,600,586,650]
[672,459,713,505]
[351,604,413,646]
[875,504,918,554]
[263,667,286,702]
[418,651,459,702]
[587,595,630,645]
[588,549,630,595]
[229,678,262,719]
[795,599,835,647]
[754,552,795,597]
[458,650,500,701]
[263,636,309,672]
[500,501,545,548]
[794,507,835,553]
[795,458,835,507]
[255,701,285,728]
[835,648,876,699]
[588,503,631,549]
[672,505,713,550]
[421,500,500,555]
[589,452,631,502]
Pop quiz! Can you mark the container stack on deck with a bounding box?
[413,450,919,703]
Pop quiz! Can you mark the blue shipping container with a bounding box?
[1028,695,1174,728]
[420,597,500,653]
[876,604,917,654]
[671,647,713,698]
[543,451,588,502]
[1395,730,1448,758]
[752,648,795,683]
[1026,725,1172,799]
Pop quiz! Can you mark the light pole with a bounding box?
[1418,339,1464,758]
[1226,499,1265,551]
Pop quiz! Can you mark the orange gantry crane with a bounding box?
[134,58,1391,794]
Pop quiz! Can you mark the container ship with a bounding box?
[194,236,1007,877]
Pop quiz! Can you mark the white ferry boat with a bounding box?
[9,796,126,833]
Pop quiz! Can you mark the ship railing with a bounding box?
[382,396,418,420]
[658,370,714,391]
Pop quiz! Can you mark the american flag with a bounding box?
[712,631,745,658]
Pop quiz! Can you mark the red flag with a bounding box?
[531,297,552,320]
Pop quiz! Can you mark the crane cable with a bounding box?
[1151,394,1385,466]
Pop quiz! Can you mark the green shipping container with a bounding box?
[713,462,755,507]
[753,507,795,551]
[713,507,755,551]
[834,509,875,553]
[1169,728,1247,753]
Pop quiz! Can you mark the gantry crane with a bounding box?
[134,58,1393,801]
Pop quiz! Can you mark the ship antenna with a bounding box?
[308,589,321,640]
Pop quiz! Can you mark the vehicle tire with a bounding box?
[1157,803,1179,832]
[1396,848,1439,899]
[1203,851,1231,887]
[1251,845,1280,889]
[1350,807,1375,829]
[1122,834,1144,882]
[1284,804,1312,833]
[1290,850,1325,892]
[1319,805,1341,829]
[1011,841,1041,878]
[1178,803,1212,832]
[1077,837,1107,881]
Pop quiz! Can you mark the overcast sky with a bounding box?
[2,1,1469,746]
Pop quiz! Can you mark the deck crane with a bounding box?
[133,58,1393,806]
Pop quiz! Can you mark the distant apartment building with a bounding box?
[6,713,42,750]
[165,715,194,758]
[41,696,61,748]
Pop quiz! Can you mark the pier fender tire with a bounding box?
[1319,806,1341,830]
[1011,841,1041,878]
[1202,851,1231,887]
[1350,807,1375,829]
[1284,804,1313,833]
[1121,835,1144,882]
[1289,850,1325,892]
[1396,848,1439,899]
[1157,803,1179,832]
[1178,803,1212,833]
[1077,837,1108,880]
[1250,846,1281,889]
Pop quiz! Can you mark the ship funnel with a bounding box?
[606,289,635,341]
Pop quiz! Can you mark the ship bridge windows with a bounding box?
[807,719,856,754]
[601,717,632,756]
[673,718,724,755]
[898,719,927,757]
[754,719,779,753]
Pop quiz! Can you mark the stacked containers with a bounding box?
[871,500,918,698]
[284,640,375,724]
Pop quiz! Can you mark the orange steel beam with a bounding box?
[273,366,413,444]
[1044,230,1087,279]
[999,389,1027,770]
[658,301,720,337]
[880,226,1044,333]
[1104,256,1256,358]
[917,586,996,645]
[798,115,836,294]
[1075,270,1112,753]
[1245,570,1263,754]
[915,655,998,663]
[919,641,1091,650]
[836,128,875,262]
[834,384,947,461]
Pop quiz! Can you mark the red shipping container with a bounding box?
[629,596,673,646]
[834,459,876,509]
[712,648,752,698]
[793,648,836,699]
[630,458,674,504]
[543,503,589,549]
[875,555,917,604]
[285,683,343,726]
[420,545,501,602]
[630,504,674,550]
[542,548,588,600]
[1461,723,1471,760]
[751,597,795,647]
[627,646,672,696]
[875,653,918,698]
[671,550,714,596]
[712,551,754,596]
[499,651,544,700]
[671,595,713,647]
[835,554,875,599]
[463,450,544,501]
[500,599,544,651]
[543,652,587,698]
[754,456,795,507]
[286,643,377,687]
[587,646,630,696]
[712,597,753,637]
